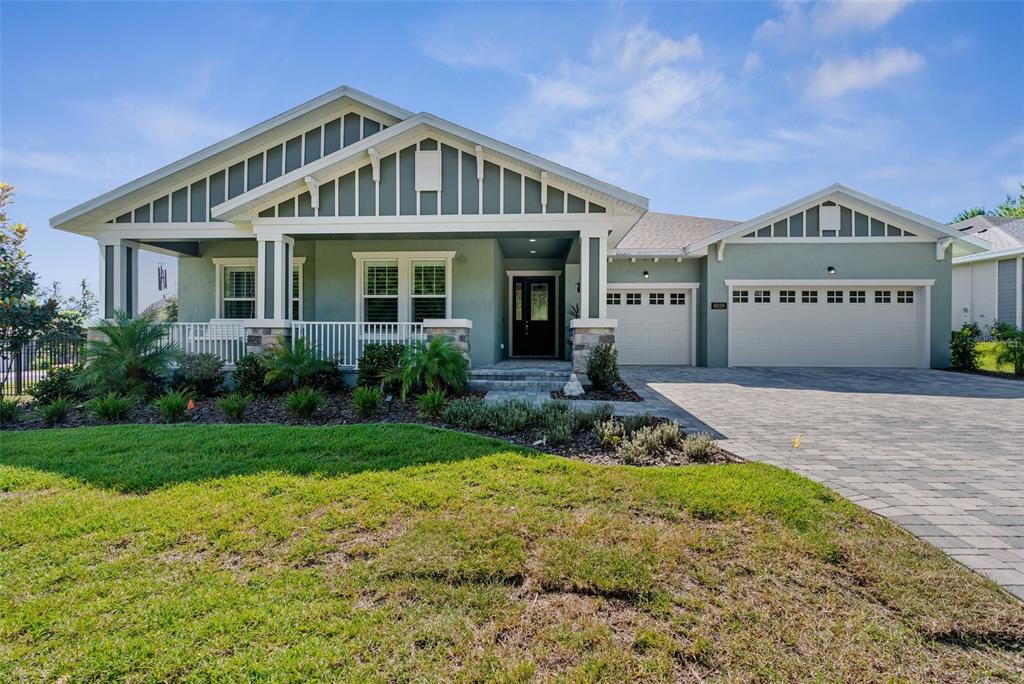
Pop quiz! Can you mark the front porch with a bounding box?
[109,231,618,371]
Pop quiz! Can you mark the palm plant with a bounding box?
[74,310,176,397]
[385,336,468,400]
[264,337,335,389]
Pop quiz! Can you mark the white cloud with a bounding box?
[814,0,912,34]
[617,26,702,70]
[742,52,763,75]
[0,149,124,181]
[74,97,239,154]
[528,77,597,111]
[807,47,924,99]
[756,0,912,43]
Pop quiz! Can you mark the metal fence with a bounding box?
[0,334,85,398]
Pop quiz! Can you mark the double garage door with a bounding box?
[729,285,926,367]
[607,288,692,365]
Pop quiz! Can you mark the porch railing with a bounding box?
[166,322,247,365]
[291,321,425,368]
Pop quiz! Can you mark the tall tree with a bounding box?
[995,183,1024,218]
[951,206,986,223]
[0,183,59,388]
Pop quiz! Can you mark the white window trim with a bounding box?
[353,251,454,322]
[212,256,305,321]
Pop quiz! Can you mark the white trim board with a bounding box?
[607,282,701,290]
[352,251,455,322]
[724,279,935,287]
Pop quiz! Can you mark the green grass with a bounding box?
[978,341,1016,374]
[1,424,1021,681]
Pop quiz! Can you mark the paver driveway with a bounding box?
[620,366,1024,599]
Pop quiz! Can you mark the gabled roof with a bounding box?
[682,183,989,257]
[211,112,648,221]
[613,212,739,253]
[50,86,413,231]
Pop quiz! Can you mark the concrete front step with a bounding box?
[468,379,563,392]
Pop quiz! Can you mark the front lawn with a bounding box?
[979,340,1016,374]
[1,425,1021,680]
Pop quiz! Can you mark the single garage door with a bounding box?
[607,289,691,365]
[729,286,925,367]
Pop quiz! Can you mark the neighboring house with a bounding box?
[950,215,1024,332]
[51,86,985,370]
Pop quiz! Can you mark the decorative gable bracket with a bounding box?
[936,237,953,261]
[304,176,320,210]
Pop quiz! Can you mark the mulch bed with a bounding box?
[0,391,738,468]
[552,381,643,402]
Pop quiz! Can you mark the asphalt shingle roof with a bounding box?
[950,215,1024,251]
[616,212,739,252]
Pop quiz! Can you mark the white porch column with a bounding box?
[256,235,293,321]
[579,233,590,319]
[97,238,140,318]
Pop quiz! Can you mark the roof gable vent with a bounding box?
[820,204,840,232]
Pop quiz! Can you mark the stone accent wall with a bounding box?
[422,320,472,368]
[245,325,291,355]
[571,320,616,375]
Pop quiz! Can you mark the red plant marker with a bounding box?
[187,399,196,411]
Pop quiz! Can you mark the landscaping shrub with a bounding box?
[350,386,382,419]
[0,397,20,424]
[949,322,982,371]
[622,413,658,434]
[992,322,1024,377]
[154,389,191,423]
[594,418,626,450]
[171,353,226,397]
[543,409,575,446]
[586,344,620,391]
[29,363,85,404]
[285,387,326,420]
[489,399,537,434]
[357,342,405,389]
[387,336,468,400]
[416,388,447,420]
[682,432,720,463]
[37,397,73,426]
[232,353,270,396]
[265,338,337,390]
[85,392,134,422]
[573,402,614,432]
[217,392,252,421]
[441,396,490,430]
[75,310,175,398]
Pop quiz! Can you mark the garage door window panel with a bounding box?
[649,293,664,305]
[875,290,892,304]
[626,293,641,305]
[733,290,749,303]
[897,290,914,304]
[607,292,621,305]
[827,290,843,304]
[801,290,818,303]
[670,293,686,305]
[849,290,866,303]
[754,290,771,303]
[780,290,796,303]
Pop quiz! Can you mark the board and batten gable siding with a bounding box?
[996,258,1019,325]
[254,138,605,220]
[702,242,953,368]
[108,110,392,225]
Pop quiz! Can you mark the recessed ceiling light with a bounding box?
[530,250,537,254]
[528,238,536,242]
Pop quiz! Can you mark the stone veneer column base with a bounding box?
[570,318,618,376]
[245,323,292,355]
[422,318,473,368]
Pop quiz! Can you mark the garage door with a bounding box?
[729,286,925,367]
[607,289,691,365]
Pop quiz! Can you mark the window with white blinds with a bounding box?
[363,260,399,322]
[223,266,255,318]
[411,260,447,322]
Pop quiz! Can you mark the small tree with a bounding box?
[991,321,1024,377]
[951,206,985,223]
[949,323,982,371]
[0,183,59,389]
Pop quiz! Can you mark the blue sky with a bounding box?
[2,1,1022,304]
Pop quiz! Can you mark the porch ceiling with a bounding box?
[499,236,571,259]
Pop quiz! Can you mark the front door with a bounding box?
[512,276,556,357]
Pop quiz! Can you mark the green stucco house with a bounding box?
[51,86,986,371]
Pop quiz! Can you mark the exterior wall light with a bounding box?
[826,266,837,275]
[643,270,650,279]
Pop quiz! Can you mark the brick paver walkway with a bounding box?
[621,366,1024,600]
